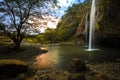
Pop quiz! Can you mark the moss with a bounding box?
[0,59,28,66]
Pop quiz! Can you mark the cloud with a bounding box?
[56,0,78,18]
[58,0,68,7]
[58,0,75,7]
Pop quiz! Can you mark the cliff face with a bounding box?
[96,0,120,48]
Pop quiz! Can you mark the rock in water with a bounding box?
[0,59,28,78]
[68,58,88,73]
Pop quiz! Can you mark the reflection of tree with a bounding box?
[0,0,58,50]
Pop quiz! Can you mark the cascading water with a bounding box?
[88,0,96,51]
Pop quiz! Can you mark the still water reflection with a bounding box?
[33,44,120,69]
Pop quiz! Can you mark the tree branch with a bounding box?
[5,1,17,30]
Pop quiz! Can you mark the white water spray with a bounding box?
[88,0,96,50]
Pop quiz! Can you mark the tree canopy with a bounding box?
[0,0,58,49]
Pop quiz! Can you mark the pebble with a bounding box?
[87,62,120,80]
[27,62,120,80]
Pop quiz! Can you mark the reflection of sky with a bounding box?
[32,46,60,69]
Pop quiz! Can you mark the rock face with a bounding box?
[100,36,120,48]
[68,58,88,73]
[0,59,28,78]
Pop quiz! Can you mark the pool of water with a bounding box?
[33,44,120,69]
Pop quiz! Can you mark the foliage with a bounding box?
[43,28,57,43]
[36,34,46,42]
[24,29,58,43]
[0,0,58,49]
[24,35,38,43]
[56,2,91,41]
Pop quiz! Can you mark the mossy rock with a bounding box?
[0,59,28,78]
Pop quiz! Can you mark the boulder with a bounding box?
[0,59,28,78]
[39,74,49,80]
[40,47,48,53]
[68,58,88,73]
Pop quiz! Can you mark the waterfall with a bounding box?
[88,0,96,50]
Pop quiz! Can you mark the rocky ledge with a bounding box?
[0,59,28,78]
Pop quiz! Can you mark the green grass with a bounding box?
[24,37,38,43]
[0,36,12,44]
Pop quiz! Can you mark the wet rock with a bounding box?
[0,59,28,78]
[68,58,88,73]
[39,74,49,80]
[17,73,26,80]
[47,74,56,80]
[40,47,48,53]
[88,74,110,80]
[68,73,86,80]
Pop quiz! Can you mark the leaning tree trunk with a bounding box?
[8,31,25,50]
[15,32,24,50]
[14,40,21,50]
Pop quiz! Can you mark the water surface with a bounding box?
[33,44,120,69]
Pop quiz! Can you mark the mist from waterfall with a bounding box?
[88,0,96,50]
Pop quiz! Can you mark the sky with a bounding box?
[56,0,84,18]
[28,0,83,33]
[0,0,85,33]
[56,0,77,18]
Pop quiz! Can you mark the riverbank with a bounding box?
[27,60,120,80]
[0,44,47,65]
[1,60,120,80]
[0,43,120,80]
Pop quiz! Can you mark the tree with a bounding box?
[44,28,57,43]
[0,0,58,49]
